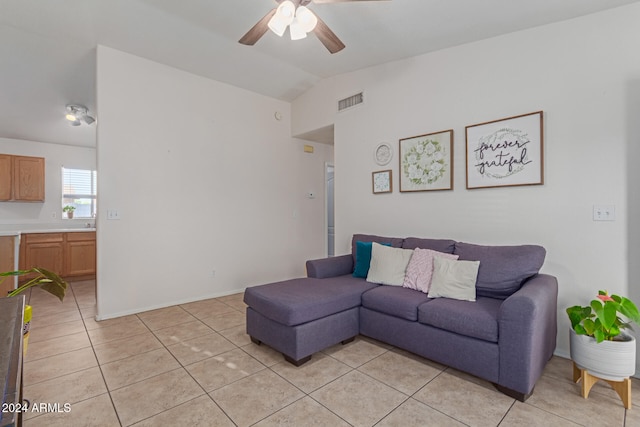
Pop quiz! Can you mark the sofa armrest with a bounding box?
[306,255,354,279]
[498,273,558,396]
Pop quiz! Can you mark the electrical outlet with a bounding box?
[212,270,216,278]
[51,211,57,219]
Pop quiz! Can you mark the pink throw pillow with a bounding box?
[403,248,459,293]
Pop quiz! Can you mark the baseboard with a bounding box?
[95,287,246,321]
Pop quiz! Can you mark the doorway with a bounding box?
[326,163,335,257]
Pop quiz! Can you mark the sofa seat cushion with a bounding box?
[361,286,430,321]
[244,276,377,327]
[418,297,502,342]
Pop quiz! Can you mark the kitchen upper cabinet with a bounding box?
[0,154,45,202]
[0,155,12,200]
[20,232,96,280]
[14,155,45,201]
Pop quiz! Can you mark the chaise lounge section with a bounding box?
[243,234,558,401]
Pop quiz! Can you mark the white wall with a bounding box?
[292,3,640,363]
[96,46,332,319]
[0,137,96,229]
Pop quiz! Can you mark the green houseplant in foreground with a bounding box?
[566,290,640,343]
[567,290,640,407]
[1,267,68,302]
[1,268,68,354]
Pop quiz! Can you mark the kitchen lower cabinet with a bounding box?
[19,232,96,280]
[65,232,97,277]
[19,233,64,280]
[0,235,17,296]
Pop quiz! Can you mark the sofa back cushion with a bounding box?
[351,234,404,261]
[402,237,456,254]
[454,242,546,299]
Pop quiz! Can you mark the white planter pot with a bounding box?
[569,329,636,381]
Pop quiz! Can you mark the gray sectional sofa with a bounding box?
[243,234,558,401]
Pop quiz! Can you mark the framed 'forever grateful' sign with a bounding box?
[465,111,544,189]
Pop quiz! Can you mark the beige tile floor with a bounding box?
[20,279,639,427]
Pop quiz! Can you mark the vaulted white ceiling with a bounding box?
[1,0,638,148]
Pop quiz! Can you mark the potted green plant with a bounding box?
[1,268,68,354]
[63,205,76,219]
[566,290,640,381]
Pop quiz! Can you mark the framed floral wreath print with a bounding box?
[399,130,453,192]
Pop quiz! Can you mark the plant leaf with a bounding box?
[583,318,596,336]
[566,306,584,328]
[594,329,605,343]
[618,297,640,324]
[574,324,587,335]
[5,267,67,302]
[601,301,617,330]
[609,323,620,338]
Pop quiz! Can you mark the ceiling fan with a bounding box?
[239,0,389,54]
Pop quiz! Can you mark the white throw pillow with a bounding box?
[366,242,414,286]
[427,257,480,301]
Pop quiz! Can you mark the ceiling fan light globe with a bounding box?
[295,6,318,33]
[289,19,308,40]
[268,16,288,37]
[268,1,295,36]
[277,1,296,21]
[65,112,78,122]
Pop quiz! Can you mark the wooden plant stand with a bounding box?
[572,362,631,409]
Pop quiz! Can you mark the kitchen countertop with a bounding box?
[0,231,20,237]
[18,228,96,234]
[0,228,95,236]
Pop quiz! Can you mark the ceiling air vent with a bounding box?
[338,92,364,112]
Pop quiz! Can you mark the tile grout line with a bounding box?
[125,310,237,426]
[26,283,633,426]
[242,349,355,426]
[71,282,125,427]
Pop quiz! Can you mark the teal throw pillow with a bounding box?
[353,241,391,278]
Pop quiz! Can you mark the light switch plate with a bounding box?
[593,205,615,221]
[107,209,121,220]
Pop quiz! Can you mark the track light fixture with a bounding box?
[65,105,96,126]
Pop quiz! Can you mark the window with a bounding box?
[62,167,97,218]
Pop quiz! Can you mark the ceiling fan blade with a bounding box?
[313,15,345,54]
[239,8,277,46]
